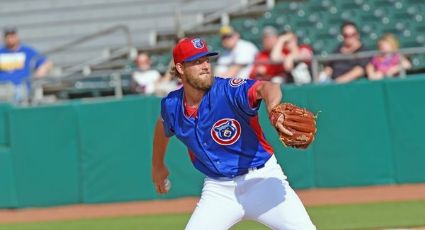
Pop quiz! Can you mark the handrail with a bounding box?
[28,25,134,105]
[43,24,132,55]
[30,24,133,76]
[311,46,425,82]
[30,25,133,76]
[31,69,132,105]
[171,0,269,39]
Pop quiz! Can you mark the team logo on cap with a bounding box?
[229,78,246,87]
[192,38,204,49]
[211,118,241,145]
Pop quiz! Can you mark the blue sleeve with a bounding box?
[24,46,47,69]
[225,78,261,116]
[34,55,47,69]
[160,98,175,137]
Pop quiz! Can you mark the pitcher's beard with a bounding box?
[187,73,214,91]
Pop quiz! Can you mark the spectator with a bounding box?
[155,59,181,96]
[131,52,161,95]
[0,27,52,102]
[319,21,369,84]
[249,26,286,83]
[270,31,313,84]
[215,25,258,78]
[366,33,411,80]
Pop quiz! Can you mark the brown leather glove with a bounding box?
[269,103,317,149]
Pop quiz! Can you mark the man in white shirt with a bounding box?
[215,25,258,79]
[131,52,161,94]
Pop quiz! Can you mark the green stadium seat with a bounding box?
[193,0,425,72]
[411,54,425,69]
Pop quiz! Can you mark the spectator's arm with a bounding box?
[34,60,53,78]
[335,66,364,84]
[224,64,243,78]
[318,66,333,80]
[322,66,333,76]
[270,34,291,62]
[160,61,174,82]
[292,47,313,62]
[366,63,383,80]
[283,55,295,71]
[400,55,412,70]
[284,47,313,71]
[386,55,412,76]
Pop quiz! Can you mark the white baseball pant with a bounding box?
[185,155,316,230]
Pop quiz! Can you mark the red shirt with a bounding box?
[249,44,313,81]
[249,50,285,81]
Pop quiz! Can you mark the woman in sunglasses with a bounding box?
[319,21,370,84]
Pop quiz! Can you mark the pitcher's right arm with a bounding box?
[152,118,171,194]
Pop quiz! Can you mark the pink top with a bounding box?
[371,54,400,74]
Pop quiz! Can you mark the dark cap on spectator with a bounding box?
[262,26,278,37]
[3,27,17,36]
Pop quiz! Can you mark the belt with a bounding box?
[212,164,267,180]
[242,163,266,175]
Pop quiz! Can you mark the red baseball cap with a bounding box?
[173,37,218,64]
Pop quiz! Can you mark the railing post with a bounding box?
[398,51,406,79]
[312,57,320,83]
[112,73,123,98]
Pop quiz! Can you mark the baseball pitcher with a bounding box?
[152,37,317,230]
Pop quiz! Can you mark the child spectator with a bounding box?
[366,33,412,80]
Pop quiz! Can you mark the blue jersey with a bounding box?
[0,44,47,85]
[161,77,275,178]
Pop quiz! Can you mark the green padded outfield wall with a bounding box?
[384,76,425,183]
[9,104,81,207]
[76,96,204,204]
[0,103,11,145]
[1,75,425,208]
[0,147,17,208]
[306,81,395,187]
[0,104,17,208]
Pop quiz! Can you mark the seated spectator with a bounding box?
[270,31,313,84]
[249,26,286,83]
[319,21,369,84]
[215,25,258,78]
[131,52,161,95]
[155,59,181,96]
[0,27,52,102]
[366,33,411,80]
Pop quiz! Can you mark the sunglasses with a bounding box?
[342,32,358,38]
[221,34,233,40]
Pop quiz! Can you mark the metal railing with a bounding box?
[31,69,133,105]
[26,24,136,105]
[33,24,134,77]
[157,0,270,45]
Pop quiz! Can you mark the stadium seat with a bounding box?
[152,0,425,72]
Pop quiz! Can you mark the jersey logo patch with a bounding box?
[211,118,241,145]
[229,78,246,87]
[192,38,204,49]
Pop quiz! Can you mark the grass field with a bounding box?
[0,200,424,230]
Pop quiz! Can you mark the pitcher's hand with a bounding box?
[152,163,170,194]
